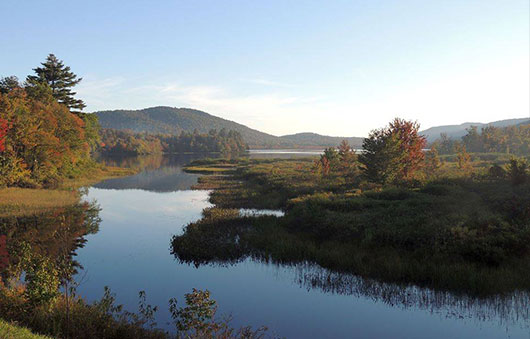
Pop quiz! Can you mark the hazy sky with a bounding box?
[1,0,528,137]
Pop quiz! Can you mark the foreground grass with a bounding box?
[0,320,52,339]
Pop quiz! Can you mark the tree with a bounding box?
[456,144,472,174]
[0,117,8,153]
[462,126,482,152]
[424,146,442,177]
[507,158,527,186]
[337,139,358,179]
[26,54,86,112]
[314,147,340,176]
[0,76,20,94]
[359,118,426,185]
[438,133,456,155]
[338,140,355,163]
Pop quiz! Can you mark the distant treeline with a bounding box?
[433,124,530,155]
[100,128,248,155]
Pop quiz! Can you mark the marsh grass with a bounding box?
[59,166,136,189]
[175,157,530,296]
[0,166,135,218]
[0,188,79,217]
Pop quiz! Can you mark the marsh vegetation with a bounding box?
[173,120,530,299]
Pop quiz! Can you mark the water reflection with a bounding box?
[293,263,529,328]
[94,154,212,192]
[0,202,101,284]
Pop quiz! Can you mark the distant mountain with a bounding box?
[420,118,529,142]
[94,106,363,148]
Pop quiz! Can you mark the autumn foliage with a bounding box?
[359,118,426,184]
[0,117,8,153]
[0,85,93,188]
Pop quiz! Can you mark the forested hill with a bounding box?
[420,118,529,142]
[94,106,364,148]
[95,106,279,146]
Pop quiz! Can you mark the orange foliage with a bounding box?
[0,88,91,187]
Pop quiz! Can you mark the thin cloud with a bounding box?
[242,78,295,88]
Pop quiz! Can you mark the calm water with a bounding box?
[74,154,529,338]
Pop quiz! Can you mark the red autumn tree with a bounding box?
[0,117,8,152]
[359,118,426,184]
[388,118,427,180]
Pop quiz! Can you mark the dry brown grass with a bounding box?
[0,188,79,217]
[0,166,136,217]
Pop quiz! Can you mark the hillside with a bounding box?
[421,118,529,142]
[95,106,280,146]
[94,106,363,148]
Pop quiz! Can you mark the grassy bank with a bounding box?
[0,188,79,217]
[0,165,135,218]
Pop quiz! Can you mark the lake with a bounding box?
[72,154,529,338]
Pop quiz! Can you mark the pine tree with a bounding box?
[0,76,20,94]
[27,54,86,112]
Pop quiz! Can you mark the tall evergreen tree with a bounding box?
[26,54,86,112]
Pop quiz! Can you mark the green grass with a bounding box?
[0,320,52,339]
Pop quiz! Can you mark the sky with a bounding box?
[1,0,529,137]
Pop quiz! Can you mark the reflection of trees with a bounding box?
[0,201,101,284]
[96,153,166,170]
[94,154,221,192]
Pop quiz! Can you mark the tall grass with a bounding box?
[0,188,79,217]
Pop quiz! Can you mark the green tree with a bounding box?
[507,158,527,186]
[456,144,472,174]
[359,118,426,185]
[424,146,442,178]
[0,76,20,94]
[26,54,86,112]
